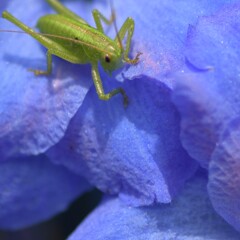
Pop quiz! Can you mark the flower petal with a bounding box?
[208,118,240,232]
[47,76,198,206]
[172,72,226,168]
[68,172,240,240]
[172,3,240,231]
[0,155,90,230]
[172,3,240,168]
[1,0,237,160]
[0,0,92,160]
[111,0,240,87]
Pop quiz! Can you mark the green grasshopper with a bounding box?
[2,0,141,106]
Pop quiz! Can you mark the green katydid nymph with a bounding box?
[2,0,141,106]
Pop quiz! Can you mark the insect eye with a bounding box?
[105,55,111,63]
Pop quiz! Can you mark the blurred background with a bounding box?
[0,189,102,240]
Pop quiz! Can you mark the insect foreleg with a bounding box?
[116,18,141,64]
[29,51,52,75]
[92,9,115,33]
[91,63,128,106]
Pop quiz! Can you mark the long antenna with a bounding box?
[110,0,123,52]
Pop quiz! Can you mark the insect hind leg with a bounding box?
[29,51,52,75]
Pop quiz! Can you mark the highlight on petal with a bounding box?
[111,0,240,86]
[68,172,240,240]
[208,118,240,232]
[0,155,90,230]
[47,75,198,206]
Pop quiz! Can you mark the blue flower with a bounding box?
[0,155,90,230]
[68,172,240,240]
[172,2,240,231]
[1,0,240,238]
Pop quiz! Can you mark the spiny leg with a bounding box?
[92,63,129,106]
[29,51,52,75]
[115,17,142,64]
[92,9,115,33]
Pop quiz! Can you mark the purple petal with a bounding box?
[172,3,240,231]
[172,72,226,168]
[0,155,90,230]
[173,3,240,168]
[208,118,240,232]
[111,0,240,86]
[68,172,240,240]
[47,77,198,206]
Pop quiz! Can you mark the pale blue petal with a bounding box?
[0,155,90,230]
[208,118,240,232]
[47,77,198,206]
[68,172,240,240]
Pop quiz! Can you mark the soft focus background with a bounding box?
[0,189,102,240]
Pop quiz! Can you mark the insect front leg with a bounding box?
[91,63,129,106]
[29,51,52,75]
[116,18,142,64]
[92,9,115,33]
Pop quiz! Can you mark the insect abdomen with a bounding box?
[37,14,114,64]
[37,14,92,64]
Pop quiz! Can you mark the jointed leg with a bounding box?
[29,51,52,75]
[92,63,129,106]
[92,9,115,33]
[115,17,141,64]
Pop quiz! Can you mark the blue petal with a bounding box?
[47,76,198,206]
[172,3,240,231]
[0,0,92,159]
[1,0,237,159]
[0,155,90,230]
[208,118,240,232]
[109,0,240,86]
[68,172,240,240]
[44,0,236,208]
[172,3,240,168]
[172,72,226,168]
